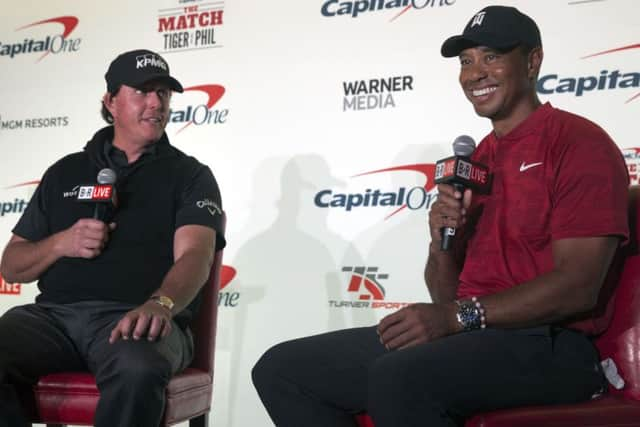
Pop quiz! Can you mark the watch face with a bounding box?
[161,296,174,309]
[153,295,174,310]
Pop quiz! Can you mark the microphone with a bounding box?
[434,135,489,251]
[76,168,118,222]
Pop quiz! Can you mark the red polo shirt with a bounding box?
[456,103,629,334]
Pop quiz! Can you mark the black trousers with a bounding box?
[252,325,606,427]
[0,301,193,427]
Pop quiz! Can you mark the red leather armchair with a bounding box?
[357,186,640,427]
[25,217,226,427]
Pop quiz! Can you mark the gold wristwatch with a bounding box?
[149,295,175,312]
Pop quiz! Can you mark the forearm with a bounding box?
[479,236,618,329]
[0,234,65,283]
[425,241,462,303]
[480,271,597,329]
[153,248,214,314]
[425,184,471,303]
[109,227,216,344]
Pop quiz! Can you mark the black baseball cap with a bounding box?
[441,6,541,58]
[104,49,183,93]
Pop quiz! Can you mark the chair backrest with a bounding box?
[595,186,640,399]
[188,212,226,376]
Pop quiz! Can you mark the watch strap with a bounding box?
[149,295,175,312]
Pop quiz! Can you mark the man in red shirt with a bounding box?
[252,6,628,426]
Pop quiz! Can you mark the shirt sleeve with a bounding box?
[551,123,629,243]
[12,168,51,242]
[175,164,226,251]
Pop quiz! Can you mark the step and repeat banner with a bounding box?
[0,0,637,425]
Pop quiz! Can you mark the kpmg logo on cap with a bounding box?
[320,0,455,22]
[135,54,168,71]
[342,75,414,112]
[537,44,639,104]
[156,0,224,53]
[168,84,229,134]
[0,16,82,61]
[314,164,437,220]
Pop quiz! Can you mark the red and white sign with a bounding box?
[435,156,490,190]
[76,185,113,201]
[0,275,21,295]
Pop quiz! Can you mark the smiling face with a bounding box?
[103,80,172,150]
[458,45,542,136]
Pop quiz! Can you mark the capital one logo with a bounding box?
[218,265,240,307]
[343,266,387,300]
[320,0,456,22]
[314,163,438,220]
[581,44,640,104]
[169,84,227,133]
[537,43,640,104]
[0,16,81,61]
[1,180,38,218]
[219,265,236,290]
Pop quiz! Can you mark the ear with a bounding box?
[103,92,116,117]
[527,47,543,79]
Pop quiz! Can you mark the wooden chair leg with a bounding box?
[189,412,209,427]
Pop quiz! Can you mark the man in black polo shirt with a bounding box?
[0,49,225,427]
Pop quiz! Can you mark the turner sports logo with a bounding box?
[329,266,411,309]
[157,0,224,53]
[218,265,240,307]
[321,0,455,22]
[0,274,21,296]
[537,44,639,104]
[622,147,640,185]
[0,181,38,218]
[343,75,414,112]
[314,164,437,220]
[168,84,228,134]
[0,16,81,61]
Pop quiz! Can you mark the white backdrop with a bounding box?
[0,0,638,425]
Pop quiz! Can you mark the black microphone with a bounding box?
[76,168,118,222]
[434,135,489,251]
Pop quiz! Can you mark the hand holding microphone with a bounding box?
[57,169,118,259]
[431,136,489,251]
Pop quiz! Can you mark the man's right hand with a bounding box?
[428,184,472,243]
[57,219,116,259]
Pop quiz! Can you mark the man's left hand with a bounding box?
[109,301,172,344]
[377,302,459,350]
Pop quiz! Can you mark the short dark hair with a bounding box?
[518,43,535,57]
[100,86,120,124]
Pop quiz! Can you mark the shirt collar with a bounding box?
[103,140,158,169]
[493,102,553,142]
